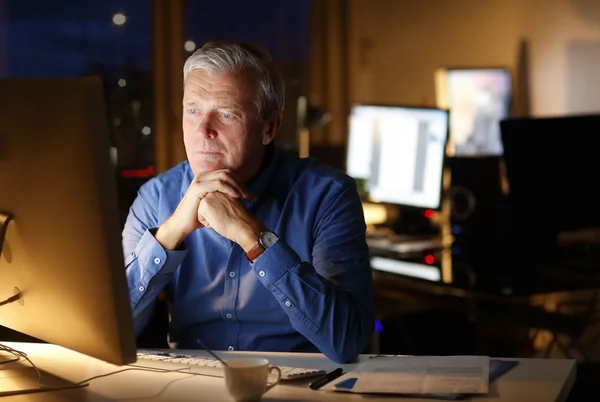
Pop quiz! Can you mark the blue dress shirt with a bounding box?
[123,144,374,363]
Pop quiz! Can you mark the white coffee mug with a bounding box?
[224,358,282,402]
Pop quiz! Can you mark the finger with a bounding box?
[198,215,210,227]
[214,170,255,199]
[196,179,246,199]
[194,171,243,197]
[197,211,209,228]
[196,170,254,199]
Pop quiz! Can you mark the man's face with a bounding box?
[182,69,271,178]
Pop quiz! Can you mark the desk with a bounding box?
[0,342,575,401]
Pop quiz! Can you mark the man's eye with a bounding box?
[188,109,197,114]
[222,112,231,119]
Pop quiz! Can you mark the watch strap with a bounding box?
[246,241,266,262]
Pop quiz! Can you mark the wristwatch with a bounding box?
[246,231,278,262]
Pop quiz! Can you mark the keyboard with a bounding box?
[135,350,326,382]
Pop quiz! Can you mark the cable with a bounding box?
[0,293,20,308]
[0,342,211,398]
[73,365,194,386]
[0,343,44,386]
[0,354,20,365]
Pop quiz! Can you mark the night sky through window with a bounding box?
[0,0,309,78]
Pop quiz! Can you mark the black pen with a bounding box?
[309,367,344,390]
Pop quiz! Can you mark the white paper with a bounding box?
[324,355,490,395]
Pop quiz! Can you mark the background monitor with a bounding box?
[500,114,600,253]
[345,104,449,210]
[435,67,512,157]
[0,77,137,366]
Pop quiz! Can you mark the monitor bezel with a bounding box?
[345,102,450,212]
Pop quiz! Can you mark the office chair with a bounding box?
[529,289,600,362]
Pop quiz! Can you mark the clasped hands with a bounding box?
[155,169,265,251]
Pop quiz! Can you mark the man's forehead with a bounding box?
[183,69,257,100]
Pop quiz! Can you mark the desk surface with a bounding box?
[0,342,576,401]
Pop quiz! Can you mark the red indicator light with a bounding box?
[121,166,155,178]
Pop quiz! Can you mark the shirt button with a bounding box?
[138,286,145,292]
[229,271,235,278]
[228,346,234,351]
[154,257,161,264]
[285,300,291,307]
[258,270,266,277]
[226,313,232,319]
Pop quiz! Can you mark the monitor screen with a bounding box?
[436,68,512,157]
[345,105,449,210]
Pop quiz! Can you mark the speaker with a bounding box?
[448,157,504,224]
[447,157,511,289]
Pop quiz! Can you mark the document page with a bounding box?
[325,355,490,395]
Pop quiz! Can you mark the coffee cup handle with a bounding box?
[265,366,282,392]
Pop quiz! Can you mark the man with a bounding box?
[123,41,374,364]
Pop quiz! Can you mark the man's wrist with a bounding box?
[236,220,267,253]
[155,220,189,250]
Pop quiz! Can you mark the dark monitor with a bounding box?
[500,114,600,251]
[436,68,512,157]
[345,104,450,210]
[0,77,136,367]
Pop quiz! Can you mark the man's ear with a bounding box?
[262,110,283,145]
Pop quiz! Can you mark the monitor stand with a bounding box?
[0,212,88,396]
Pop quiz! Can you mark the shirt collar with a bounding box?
[243,142,280,207]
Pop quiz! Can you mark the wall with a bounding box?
[343,0,600,361]
[347,0,600,117]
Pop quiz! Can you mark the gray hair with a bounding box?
[183,41,285,121]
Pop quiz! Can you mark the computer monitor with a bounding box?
[345,104,449,210]
[435,67,512,157]
[500,114,600,251]
[0,77,136,367]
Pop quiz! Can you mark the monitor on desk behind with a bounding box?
[500,114,600,258]
[435,67,512,157]
[0,77,137,366]
[345,104,450,211]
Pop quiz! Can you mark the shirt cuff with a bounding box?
[136,228,188,277]
[253,239,301,287]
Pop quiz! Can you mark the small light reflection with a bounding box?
[117,78,127,87]
[112,13,126,26]
[362,202,387,225]
[112,118,121,126]
[141,126,151,136]
[184,40,196,52]
[109,147,118,166]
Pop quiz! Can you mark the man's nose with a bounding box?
[195,113,217,138]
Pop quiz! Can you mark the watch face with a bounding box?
[259,231,278,248]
